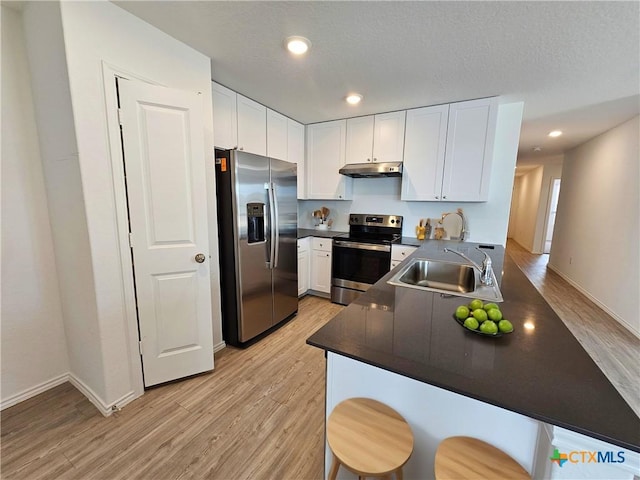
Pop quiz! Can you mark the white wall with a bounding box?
[59,0,223,406]
[508,166,544,251]
[19,0,224,412]
[549,116,639,336]
[22,0,106,408]
[299,102,524,246]
[509,161,564,253]
[1,5,70,408]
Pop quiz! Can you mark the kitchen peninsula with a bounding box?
[307,241,640,479]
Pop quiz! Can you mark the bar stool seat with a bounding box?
[327,397,414,480]
[435,436,531,480]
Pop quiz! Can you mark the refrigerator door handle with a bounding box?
[266,182,277,270]
[271,182,280,269]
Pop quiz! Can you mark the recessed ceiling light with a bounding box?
[533,146,542,152]
[346,93,363,105]
[285,36,311,55]
[548,130,563,137]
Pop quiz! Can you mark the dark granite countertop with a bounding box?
[297,228,347,239]
[307,246,640,453]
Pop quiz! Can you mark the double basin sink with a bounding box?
[387,257,503,303]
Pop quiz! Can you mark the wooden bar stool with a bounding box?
[327,397,414,480]
[435,436,531,480]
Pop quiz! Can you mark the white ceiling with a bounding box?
[112,1,639,162]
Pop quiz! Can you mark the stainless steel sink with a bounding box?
[387,258,503,302]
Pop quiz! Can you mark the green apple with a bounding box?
[487,308,503,321]
[455,305,470,320]
[469,299,484,311]
[483,303,499,312]
[498,319,514,333]
[463,317,479,330]
[472,309,488,322]
[480,320,498,335]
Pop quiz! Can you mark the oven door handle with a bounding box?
[333,240,391,253]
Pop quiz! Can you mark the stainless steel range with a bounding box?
[331,214,403,305]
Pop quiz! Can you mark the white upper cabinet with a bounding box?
[211,82,237,149]
[401,105,449,201]
[236,94,266,156]
[373,111,406,162]
[441,97,498,202]
[267,108,288,161]
[346,116,375,162]
[402,97,498,202]
[306,120,352,200]
[287,118,305,199]
[346,111,406,164]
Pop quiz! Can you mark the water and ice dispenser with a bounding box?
[247,203,265,244]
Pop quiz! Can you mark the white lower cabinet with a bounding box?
[310,237,332,294]
[391,245,418,269]
[297,237,310,296]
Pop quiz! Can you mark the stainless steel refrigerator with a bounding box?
[214,149,298,346]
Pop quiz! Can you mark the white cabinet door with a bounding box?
[373,110,406,162]
[306,120,352,200]
[391,245,417,263]
[401,105,449,201]
[346,112,405,164]
[267,108,288,161]
[310,248,332,294]
[346,115,375,163]
[237,94,266,156]
[442,97,498,202]
[287,118,305,198]
[211,81,237,149]
[297,238,310,296]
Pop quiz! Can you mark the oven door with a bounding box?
[331,240,391,304]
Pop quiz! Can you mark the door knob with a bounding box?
[195,253,206,263]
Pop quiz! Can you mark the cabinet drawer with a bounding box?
[391,245,417,262]
[312,237,332,252]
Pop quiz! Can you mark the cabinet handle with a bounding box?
[373,157,377,162]
[239,146,244,151]
[367,158,371,162]
[435,195,439,199]
[443,195,447,199]
[326,254,329,257]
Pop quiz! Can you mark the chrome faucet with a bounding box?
[444,247,493,286]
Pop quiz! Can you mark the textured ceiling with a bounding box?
[113,1,639,162]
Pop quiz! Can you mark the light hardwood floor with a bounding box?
[2,244,638,479]
[506,240,640,417]
[1,296,343,480]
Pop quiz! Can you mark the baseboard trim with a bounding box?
[213,341,226,353]
[547,263,640,339]
[0,374,69,411]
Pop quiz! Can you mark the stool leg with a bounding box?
[395,468,403,480]
[328,454,340,480]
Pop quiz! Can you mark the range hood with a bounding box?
[338,162,403,178]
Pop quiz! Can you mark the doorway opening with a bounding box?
[543,178,561,254]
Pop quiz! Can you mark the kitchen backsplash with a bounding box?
[297,177,508,245]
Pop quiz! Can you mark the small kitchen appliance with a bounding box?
[331,214,403,305]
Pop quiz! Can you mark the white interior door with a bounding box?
[119,80,214,387]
